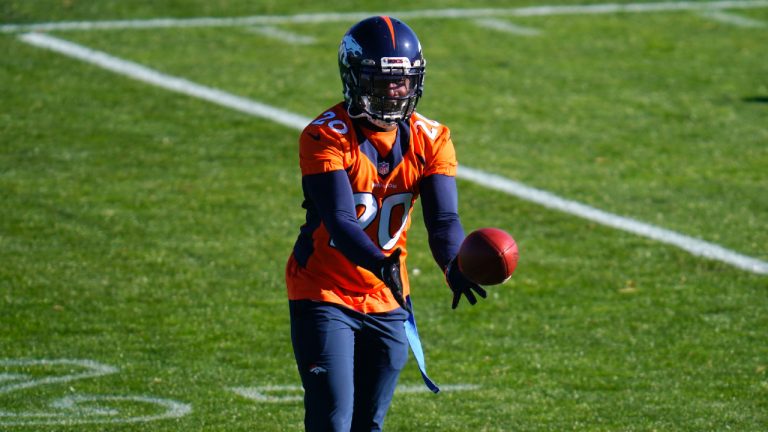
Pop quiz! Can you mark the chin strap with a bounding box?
[346,102,401,129]
[403,295,440,393]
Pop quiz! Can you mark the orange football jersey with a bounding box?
[286,102,457,313]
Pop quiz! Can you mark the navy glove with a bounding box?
[378,248,412,314]
[445,258,487,309]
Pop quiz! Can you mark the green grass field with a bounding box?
[2,1,767,430]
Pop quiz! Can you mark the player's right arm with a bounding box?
[301,169,385,273]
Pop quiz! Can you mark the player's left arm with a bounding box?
[420,174,487,309]
[418,119,463,270]
[418,119,486,308]
[420,174,463,271]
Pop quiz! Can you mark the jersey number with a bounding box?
[331,192,413,251]
[414,118,439,140]
[311,111,349,134]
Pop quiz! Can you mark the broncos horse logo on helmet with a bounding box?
[338,16,426,127]
[339,34,363,66]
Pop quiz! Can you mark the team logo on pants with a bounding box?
[309,364,327,375]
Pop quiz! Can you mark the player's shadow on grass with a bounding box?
[742,96,768,104]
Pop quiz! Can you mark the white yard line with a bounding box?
[698,10,768,27]
[18,33,768,275]
[473,18,542,36]
[3,0,768,33]
[457,167,768,275]
[230,384,480,403]
[246,25,317,45]
[18,33,308,131]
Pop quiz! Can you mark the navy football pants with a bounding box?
[289,300,409,432]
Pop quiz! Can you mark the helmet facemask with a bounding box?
[354,61,424,125]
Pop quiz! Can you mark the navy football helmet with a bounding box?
[338,16,426,126]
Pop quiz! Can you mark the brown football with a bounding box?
[457,228,519,285]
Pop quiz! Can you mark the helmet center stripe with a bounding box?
[381,16,396,49]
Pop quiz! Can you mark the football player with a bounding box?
[286,16,486,431]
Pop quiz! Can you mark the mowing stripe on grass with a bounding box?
[18,32,768,276]
[4,0,768,33]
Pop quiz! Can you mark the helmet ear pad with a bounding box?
[338,16,426,124]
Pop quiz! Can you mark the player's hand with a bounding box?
[378,248,412,314]
[445,258,487,309]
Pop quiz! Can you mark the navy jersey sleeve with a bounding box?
[420,174,465,271]
[302,170,386,274]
